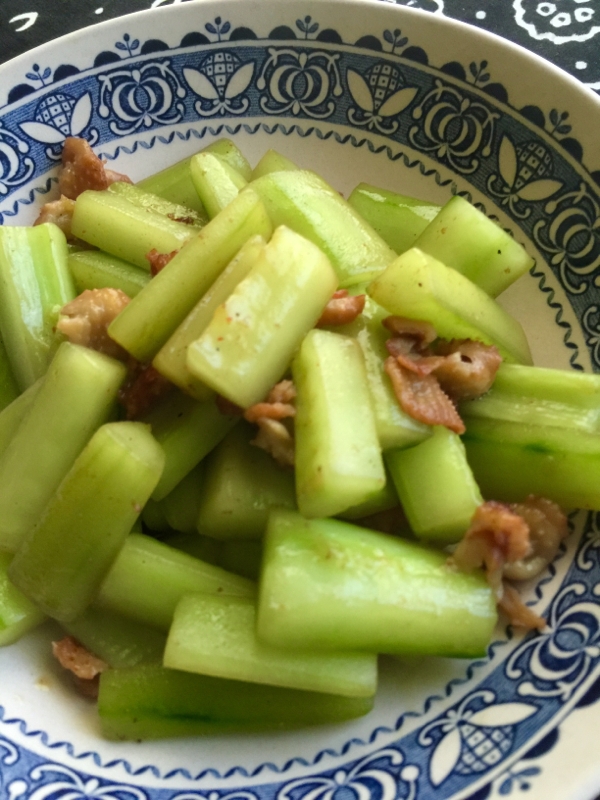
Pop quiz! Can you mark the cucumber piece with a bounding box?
[386,426,482,543]
[141,498,171,533]
[368,248,532,364]
[137,155,207,215]
[0,334,19,411]
[333,295,431,450]
[187,225,338,408]
[98,663,374,740]
[0,552,45,646]
[160,463,204,534]
[97,533,255,631]
[143,391,238,500]
[9,422,165,622]
[68,250,150,297]
[107,182,205,230]
[153,235,265,399]
[108,189,272,362]
[165,531,223,565]
[190,151,248,219]
[165,593,377,697]
[462,417,600,508]
[257,510,496,657]
[0,343,127,553]
[204,139,253,182]
[413,196,534,297]
[0,380,40,458]
[338,472,399,520]
[293,329,386,518]
[250,170,397,287]
[0,223,75,390]
[71,190,198,270]
[348,183,440,254]
[63,606,166,668]
[218,539,263,580]
[460,363,600,433]
[196,423,296,539]
[251,150,298,180]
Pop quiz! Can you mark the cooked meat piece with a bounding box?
[244,381,296,424]
[119,362,172,420]
[58,137,131,200]
[52,636,107,680]
[498,581,546,631]
[433,339,502,401]
[382,316,437,347]
[244,380,297,464]
[450,500,531,596]
[52,635,107,699]
[34,195,76,238]
[267,379,296,405]
[317,290,366,327]
[57,288,130,360]
[384,356,465,434]
[252,418,295,467]
[503,495,568,581]
[145,248,179,276]
[244,401,296,423]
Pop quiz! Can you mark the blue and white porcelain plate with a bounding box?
[2,0,600,797]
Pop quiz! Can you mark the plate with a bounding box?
[1,0,600,798]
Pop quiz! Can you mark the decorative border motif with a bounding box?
[1,6,600,799]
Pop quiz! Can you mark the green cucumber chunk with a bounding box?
[0,552,45,646]
[348,183,440,254]
[0,380,41,458]
[143,391,238,500]
[338,472,399,520]
[153,235,266,399]
[462,417,600,508]
[332,294,431,450]
[460,363,600,433]
[0,223,76,390]
[63,606,166,668]
[204,139,253,181]
[187,225,338,408]
[190,151,248,219]
[257,510,496,657]
[196,422,296,540]
[293,329,386,518]
[0,343,127,553]
[137,154,208,216]
[141,498,171,533]
[160,463,204,534]
[71,190,197,270]
[0,334,19,411]
[98,663,374,740]
[9,422,165,622]
[368,247,532,364]
[68,250,150,297]
[166,531,223,565]
[107,181,205,229]
[386,426,482,543]
[251,150,298,180]
[250,170,397,287]
[218,539,263,580]
[97,533,255,631]
[165,593,377,697]
[413,195,534,297]
[108,189,272,362]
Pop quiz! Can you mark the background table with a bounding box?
[0,0,599,95]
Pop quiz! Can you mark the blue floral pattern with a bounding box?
[1,4,600,799]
